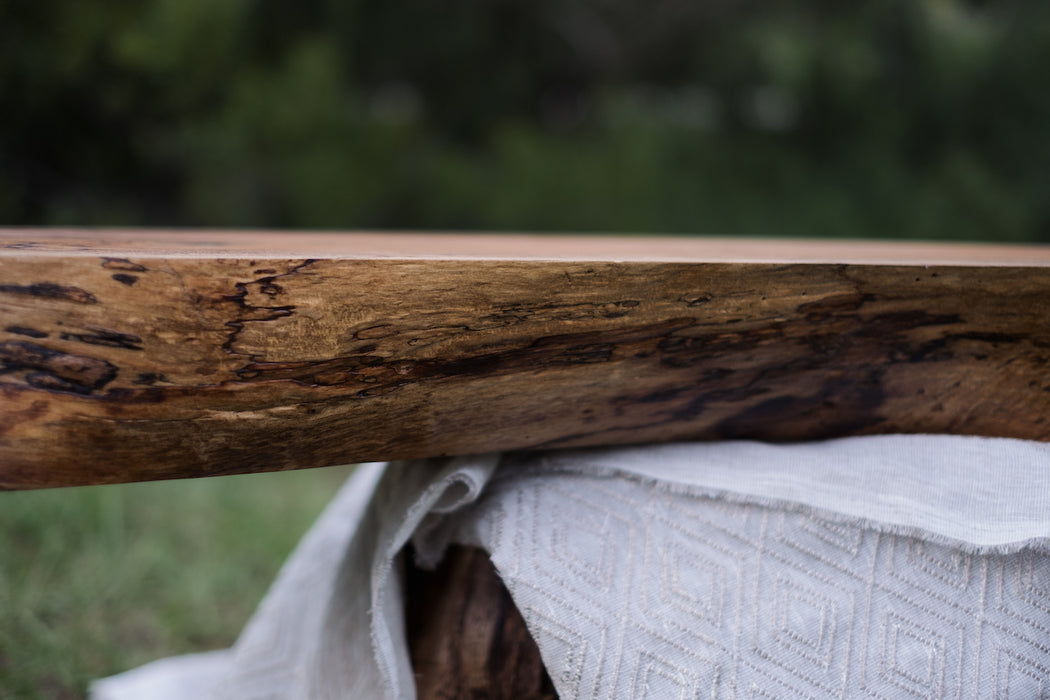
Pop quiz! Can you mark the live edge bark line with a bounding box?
[1,255,1049,489]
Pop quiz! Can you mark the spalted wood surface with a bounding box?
[2,229,1050,489]
[406,545,557,700]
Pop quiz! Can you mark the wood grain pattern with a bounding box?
[2,230,1049,489]
[406,544,557,700]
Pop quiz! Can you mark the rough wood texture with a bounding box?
[405,545,557,700]
[2,229,1050,489]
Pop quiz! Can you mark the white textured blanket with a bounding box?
[93,436,1050,699]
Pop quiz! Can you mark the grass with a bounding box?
[0,464,355,699]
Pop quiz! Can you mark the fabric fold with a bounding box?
[531,435,1050,553]
[438,456,1050,699]
[92,455,501,700]
[92,437,1050,700]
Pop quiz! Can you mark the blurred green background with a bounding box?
[3,0,1049,240]
[1,468,353,699]
[3,1,1050,697]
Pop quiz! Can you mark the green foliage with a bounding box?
[2,0,1048,240]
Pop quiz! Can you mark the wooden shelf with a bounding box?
[2,230,1048,489]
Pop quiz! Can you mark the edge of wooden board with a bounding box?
[2,228,1050,266]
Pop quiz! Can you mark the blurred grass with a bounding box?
[0,465,354,699]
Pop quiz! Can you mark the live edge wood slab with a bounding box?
[1,229,1049,489]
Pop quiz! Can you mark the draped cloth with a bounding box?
[93,436,1050,699]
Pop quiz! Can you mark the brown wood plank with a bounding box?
[2,229,1049,489]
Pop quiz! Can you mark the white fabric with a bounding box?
[529,436,1050,552]
[441,466,1050,699]
[90,651,232,700]
[91,436,1050,700]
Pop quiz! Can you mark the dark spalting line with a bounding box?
[5,326,48,338]
[3,277,1047,458]
[679,293,713,307]
[474,299,642,328]
[201,304,965,437]
[70,383,172,404]
[0,341,118,393]
[101,258,148,272]
[657,306,965,370]
[656,308,979,433]
[712,369,889,441]
[222,310,295,360]
[59,327,143,351]
[220,260,318,360]
[0,282,98,304]
[536,305,1041,447]
[903,330,1030,363]
[0,242,49,250]
[233,319,696,396]
[25,371,97,395]
[111,273,139,286]
[132,372,169,386]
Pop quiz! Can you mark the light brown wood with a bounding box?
[2,229,1049,489]
[4,228,1050,264]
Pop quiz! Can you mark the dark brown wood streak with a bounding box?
[1,230,1049,489]
[406,545,557,700]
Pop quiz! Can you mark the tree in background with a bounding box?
[2,0,1048,241]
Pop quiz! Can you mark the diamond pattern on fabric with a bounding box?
[455,469,1050,699]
